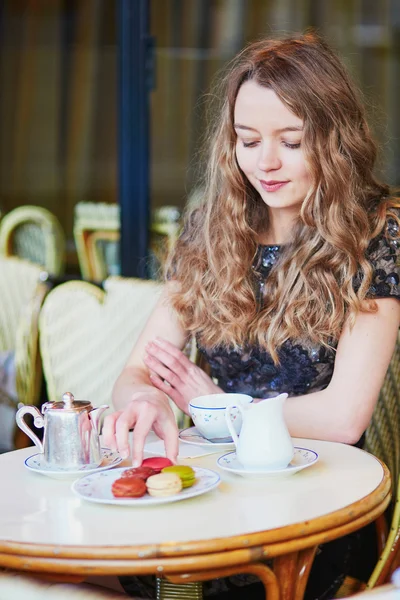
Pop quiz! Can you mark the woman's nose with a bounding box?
[257,145,281,171]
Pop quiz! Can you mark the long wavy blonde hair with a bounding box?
[167,32,398,362]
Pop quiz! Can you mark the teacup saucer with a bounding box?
[24,447,123,480]
[217,447,319,478]
[179,426,235,449]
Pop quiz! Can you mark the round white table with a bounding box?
[0,437,391,600]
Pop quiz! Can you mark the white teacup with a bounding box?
[189,393,253,442]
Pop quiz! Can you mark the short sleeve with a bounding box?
[364,210,400,300]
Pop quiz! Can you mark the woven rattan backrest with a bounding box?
[365,331,400,493]
[89,230,120,281]
[0,257,48,406]
[39,277,163,413]
[73,202,120,281]
[0,206,66,276]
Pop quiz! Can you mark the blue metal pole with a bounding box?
[118,0,151,278]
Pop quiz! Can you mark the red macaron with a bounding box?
[111,476,147,498]
[141,456,173,474]
[121,466,155,481]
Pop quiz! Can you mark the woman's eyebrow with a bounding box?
[234,124,259,132]
[234,124,303,133]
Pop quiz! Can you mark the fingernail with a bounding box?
[121,450,129,459]
[132,459,140,468]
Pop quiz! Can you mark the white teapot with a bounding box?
[225,393,293,469]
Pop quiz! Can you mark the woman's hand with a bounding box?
[102,388,179,466]
[144,338,223,411]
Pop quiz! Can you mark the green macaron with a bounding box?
[162,465,196,488]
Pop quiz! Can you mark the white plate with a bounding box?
[179,426,235,449]
[24,448,123,480]
[72,466,220,506]
[217,447,319,478]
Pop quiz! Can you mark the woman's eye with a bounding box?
[283,141,301,149]
[242,140,259,148]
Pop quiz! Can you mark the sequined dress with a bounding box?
[200,218,400,401]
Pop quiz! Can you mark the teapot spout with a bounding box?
[89,404,109,433]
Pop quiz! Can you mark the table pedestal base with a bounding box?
[162,545,317,600]
[164,561,280,600]
[274,546,318,600]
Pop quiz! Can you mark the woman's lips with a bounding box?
[259,180,288,192]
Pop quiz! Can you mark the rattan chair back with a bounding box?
[38,277,190,424]
[0,257,47,402]
[365,332,400,587]
[0,206,66,276]
[74,202,182,282]
[73,202,120,282]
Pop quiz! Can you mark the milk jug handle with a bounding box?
[225,404,244,447]
[15,406,44,453]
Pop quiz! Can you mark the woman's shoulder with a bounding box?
[367,205,400,260]
[365,205,400,299]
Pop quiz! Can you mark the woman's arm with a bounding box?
[283,297,400,443]
[102,283,188,465]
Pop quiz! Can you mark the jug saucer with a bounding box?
[217,446,318,478]
[24,447,123,480]
[179,426,235,449]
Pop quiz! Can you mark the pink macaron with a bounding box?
[141,456,173,474]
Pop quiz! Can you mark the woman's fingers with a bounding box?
[102,411,123,452]
[149,372,186,410]
[115,403,139,459]
[104,392,180,467]
[146,339,190,377]
[130,404,159,467]
[153,416,179,464]
[154,338,193,364]
[144,353,182,388]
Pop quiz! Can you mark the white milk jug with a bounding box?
[225,393,294,469]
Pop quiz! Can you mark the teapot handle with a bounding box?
[15,406,44,453]
[225,404,244,448]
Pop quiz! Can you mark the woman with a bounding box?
[103,32,400,599]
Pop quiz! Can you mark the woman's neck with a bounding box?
[258,208,299,245]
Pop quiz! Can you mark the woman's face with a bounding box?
[234,80,312,215]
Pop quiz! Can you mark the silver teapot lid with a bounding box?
[47,392,92,412]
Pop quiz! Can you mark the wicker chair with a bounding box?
[364,331,400,587]
[73,202,120,282]
[0,257,49,450]
[73,202,182,282]
[39,276,188,427]
[0,206,66,276]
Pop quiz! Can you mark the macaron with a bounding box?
[162,465,196,488]
[146,472,182,497]
[121,466,155,481]
[141,456,173,474]
[111,476,147,498]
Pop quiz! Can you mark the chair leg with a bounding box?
[156,578,203,599]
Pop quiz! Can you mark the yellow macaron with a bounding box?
[146,472,183,497]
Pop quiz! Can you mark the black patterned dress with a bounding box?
[120,216,400,600]
[202,217,400,401]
